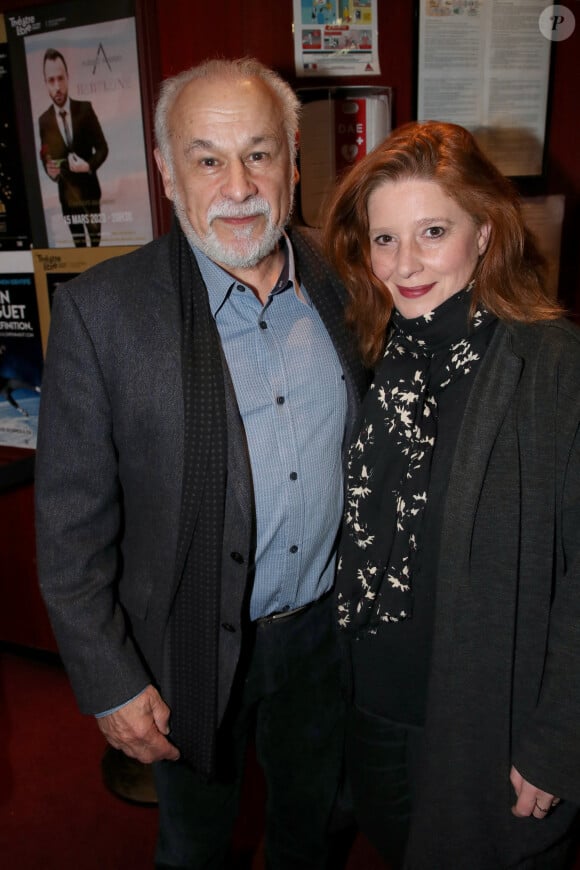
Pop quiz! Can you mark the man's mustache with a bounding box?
[207,198,271,222]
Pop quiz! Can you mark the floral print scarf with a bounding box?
[337,284,496,634]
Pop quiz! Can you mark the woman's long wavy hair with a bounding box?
[323,121,562,366]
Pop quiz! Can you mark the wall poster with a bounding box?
[6,0,154,248]
[0,16,33,251]
[416,0,552,177]
[293,0,381,77]
[0,251,42,449]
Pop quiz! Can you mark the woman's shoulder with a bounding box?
[505,317,580,361]
[499,319,580,411]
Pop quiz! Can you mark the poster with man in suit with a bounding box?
[5,1,155,248]
[39,47,109,247]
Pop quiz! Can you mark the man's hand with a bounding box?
[97,684,181,764]
[68,152,90,173]
[45,156,61,179]
[510,765,560,819]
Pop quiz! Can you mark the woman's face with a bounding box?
[367,178,490,319]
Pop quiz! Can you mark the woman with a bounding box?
[323,121,580,869]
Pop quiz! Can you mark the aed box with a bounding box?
[297,86,392,228]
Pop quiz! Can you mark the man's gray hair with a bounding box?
[154,57,301,169]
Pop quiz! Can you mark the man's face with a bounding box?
[155,75,297,270]
[44,57,69,109]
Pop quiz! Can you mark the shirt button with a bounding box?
[221,622,236,633]
[289,545,298,554]
[230,551,244,564]
[259,320,267,329]
[289,471,298,480]
[276,396,285,405]
[236,284,245,292]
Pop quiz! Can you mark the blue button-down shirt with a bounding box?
[194,234,347,620]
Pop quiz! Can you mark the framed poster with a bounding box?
[415,0,552,178]
[0,16,33,251]
[6,0,156,248]
[0,251,42,448]
[293,0,381,77]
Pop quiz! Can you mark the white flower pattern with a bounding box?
[337,285,494,632]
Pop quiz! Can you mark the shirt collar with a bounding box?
[54,98,72,118]
[190,230,300,317]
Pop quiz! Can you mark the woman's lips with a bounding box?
[395,282,436,299]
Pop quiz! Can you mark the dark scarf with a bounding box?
[337,285,496,635]
[168,219,228,775]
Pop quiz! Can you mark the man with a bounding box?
[38,48,108,247]
[35,58,367,869]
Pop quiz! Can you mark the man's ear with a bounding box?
[154,148,174,201]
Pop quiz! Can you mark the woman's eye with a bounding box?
[425,226,445,239]
[374,234,393,245]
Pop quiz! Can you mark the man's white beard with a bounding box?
[174,192,294,269]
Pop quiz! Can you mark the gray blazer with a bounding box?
[34,228,367,735]
[404,319,580,868]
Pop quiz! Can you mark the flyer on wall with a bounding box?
[0,251,43,449]
[293,0,380,77]
[5,0,154,248]
[32,245,138,355]
[416,0,551,177]
[0,16,33,251]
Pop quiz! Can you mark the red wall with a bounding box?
[153,0,579,316]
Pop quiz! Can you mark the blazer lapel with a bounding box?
[221,351,253,523]
[437,324,523,614]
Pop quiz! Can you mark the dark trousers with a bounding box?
[153,595,345,870]
[345,704,423,870]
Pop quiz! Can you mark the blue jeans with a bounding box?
[153,595,345,869]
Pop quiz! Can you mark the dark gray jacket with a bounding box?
[34,227,367,747]
[405,319,580,868]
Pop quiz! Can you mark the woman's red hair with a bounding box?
[323,121,562,366]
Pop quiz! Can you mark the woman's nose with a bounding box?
[396,238,423,278]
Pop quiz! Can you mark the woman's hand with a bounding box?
[510,765,561,819]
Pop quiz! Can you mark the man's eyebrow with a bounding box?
[184,139,214,153]
[183,134,279,155]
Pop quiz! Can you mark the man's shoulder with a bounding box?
[288,224,346,296]
[39,105,54,125]
[55,235,172,306]
[288,224,324,258]
[70,98,95,114]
